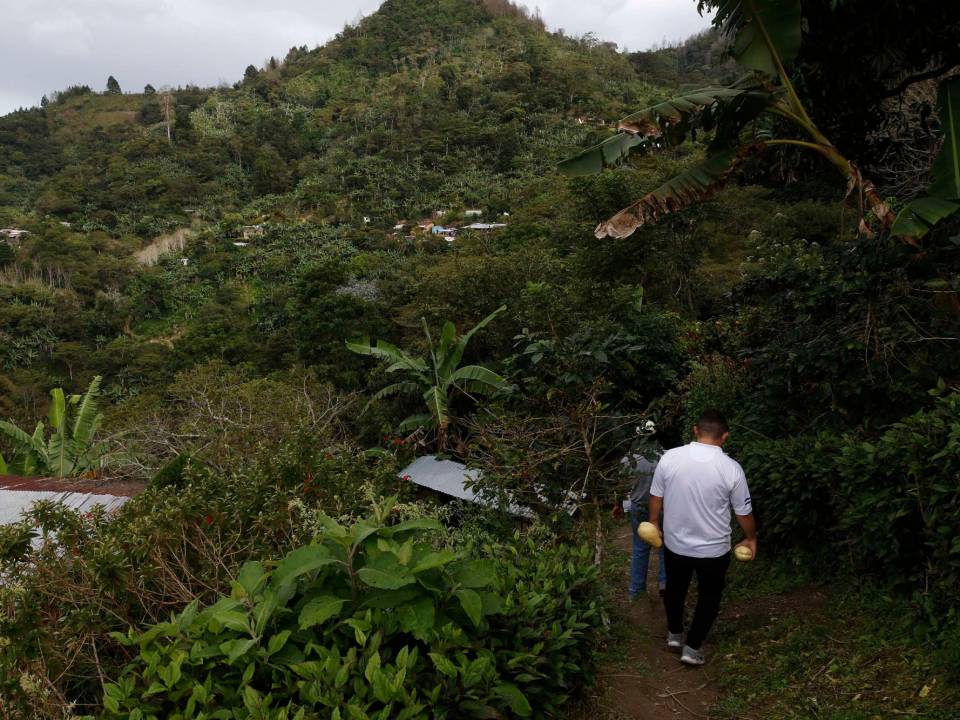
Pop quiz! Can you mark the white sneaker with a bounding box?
[666,632,684,650]
[680,645,706,666]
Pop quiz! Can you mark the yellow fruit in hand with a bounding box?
[637,522,662,548]
[734,545,754,562]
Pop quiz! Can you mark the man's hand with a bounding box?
[735,536,757,559]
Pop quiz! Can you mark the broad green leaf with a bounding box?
[453,560,497,589]
[429,652,458,678]
[271,545,336,591]
[455,588,483,627]
[209,609,250,633]
[388,517,443,535]
[220,638,256,664]
[412,550,458,574]
[299,596,346,629]
[357,566,415,590]
[397,596,435,638]
[493,684,532,717]
[236,561,267,598]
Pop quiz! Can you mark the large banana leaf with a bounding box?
[368,382,422,405]
[346,338,427,373]
[558,132,648,177]
[928,78,960,201]
[0,420,47,460]
[71,375,102,449]
[706,0,802,78]
[438,305,507,378]
[397,414,435,432]
[595,148,749,239]
[48,433,74,478]
[890,197,960,239]
[559,88,748,178]
[422,386,448,428]
[0,453,6,474]
[449,365,509,396]
[892,78,960,239]
[48,388,66,431]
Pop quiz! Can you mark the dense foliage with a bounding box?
[101,501,601,719]
[0,0,959,716]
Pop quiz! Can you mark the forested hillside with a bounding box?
[1,0,959,717]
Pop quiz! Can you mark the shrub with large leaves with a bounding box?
[99,498,603,719]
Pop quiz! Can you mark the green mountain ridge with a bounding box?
[0,0,677,235]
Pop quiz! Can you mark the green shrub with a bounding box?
[99,500,603,719]
[0,446,402,717]
[737,388,960,631]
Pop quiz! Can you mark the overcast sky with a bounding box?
[2,1,712,117]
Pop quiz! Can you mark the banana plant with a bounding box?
[890,79,960,239]
[560,0,958,244]
[0,376,111,478]
[346,307,511,450]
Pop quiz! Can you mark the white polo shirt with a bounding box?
[650,442,752,558]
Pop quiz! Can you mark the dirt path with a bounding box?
[575,524,720,720]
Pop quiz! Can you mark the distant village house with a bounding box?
[241,224,265,240]
[1,229,29,245]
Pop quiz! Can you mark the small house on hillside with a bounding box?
[241,224,265,241]
[464,209,483,218]
[431,226,457,241]
[0,229,29,245]
[415,220,435,235]
[464,222,507,232]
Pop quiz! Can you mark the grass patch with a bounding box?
[712,559,960,719]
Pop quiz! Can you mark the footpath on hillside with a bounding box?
[572,523,722,720]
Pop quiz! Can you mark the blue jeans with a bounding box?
[629,509,666,596]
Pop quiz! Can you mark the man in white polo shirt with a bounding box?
[648,409,757,666]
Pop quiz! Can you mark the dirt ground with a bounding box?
[573,524,721,720]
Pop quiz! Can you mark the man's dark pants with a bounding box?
[663,546,731,650]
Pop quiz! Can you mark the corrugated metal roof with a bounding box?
[399,456,532,517]
[0,476,132,532]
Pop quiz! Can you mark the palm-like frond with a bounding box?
[595,148,752,239]
[368,382,422,405]
[71,375,102,450]
[439,306,507,378]
[346,339,427,372]
[48,388,66,431]
[558,132,648,177]
[422,386,449,428]
[704,0,802,78]
[397,414,435,432]
[559,88,749,178]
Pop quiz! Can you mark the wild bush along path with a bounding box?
[576,523,720,720]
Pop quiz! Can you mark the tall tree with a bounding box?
[106,76,122,94]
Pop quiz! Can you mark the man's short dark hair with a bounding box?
[696,409,729,438]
